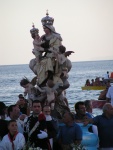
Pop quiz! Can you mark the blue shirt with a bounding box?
[57,122,82,144]
[93,114,113,148]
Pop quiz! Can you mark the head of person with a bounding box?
[8,104,20,120]
[74,101,86,116]
[32,100,42,115]
[7,120,18,135]
[18,94,25,104]
[20,78,30,88]
[106,80,111,88]
[91,79,94,82]
[59,45,66,54]
[103,103,113,116]
[43,105,51,116]
[84,100,93,113]
[46,79,54,88]
[0,102,7,117]
[62,111,75,125]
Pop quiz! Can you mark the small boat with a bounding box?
[91,100,106,109]
[108,78,113,83]
[81,86,106,90]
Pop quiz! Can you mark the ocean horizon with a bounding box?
[0,59,113,115]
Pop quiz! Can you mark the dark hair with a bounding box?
[59,45,66,54]
[0,102,6,115]
[7,104,17,116]
[84,100,91,108]
[7,119,17,127]
[62,111,75,120]
[32,100,41,106]
[47,80,54,88]
[20,77,30,87]
[18,94,24,99]
[74,101,85,110]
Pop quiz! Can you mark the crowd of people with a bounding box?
[85,77,110,87]
[1,97,113,149]
[84,71,110,87]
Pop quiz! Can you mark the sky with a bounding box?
[0,0,113,65]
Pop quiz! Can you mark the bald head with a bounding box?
[103,103,113,113]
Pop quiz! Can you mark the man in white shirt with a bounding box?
[104,71,109,79]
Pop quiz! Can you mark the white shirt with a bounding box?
[104,73,109,79]
[106,86,113,105]
[0,133,25,150]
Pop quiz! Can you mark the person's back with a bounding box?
[98,88,108,100]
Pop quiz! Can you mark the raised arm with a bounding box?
[36,85,46,93]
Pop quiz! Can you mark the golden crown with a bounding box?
[41,10,54,25]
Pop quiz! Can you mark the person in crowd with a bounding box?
[0,120,25,150]
[85,79,91,86]
[106,85,113,105]
[5,104,25,133]
[16,94,30,115]
[0,102,7,120]
[74,101,92,123]
[0,102,9,141]
[42,105,59,149]
[94,77,102,86]
[83,103,113,149]
[104,71,109,79]
[90,79,95,86]
[84,100,94,118]
[23,100,51,149]
[84,100,98,139]
[57,111,82,150]
[74,101,97,137]
[98,87,109,100]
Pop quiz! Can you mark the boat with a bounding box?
[91,100,106,109]
[81,86,106,90]
[107,78,113,83]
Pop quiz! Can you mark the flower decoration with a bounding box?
[38,113,46,122]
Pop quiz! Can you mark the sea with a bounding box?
[0,60,113,116]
